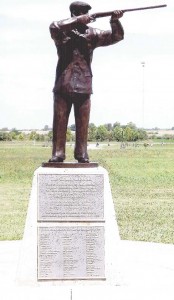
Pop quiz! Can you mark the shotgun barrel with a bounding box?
[90,4,167,19]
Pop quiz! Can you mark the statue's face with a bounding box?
[72,7,89,16]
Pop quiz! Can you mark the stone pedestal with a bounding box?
[16,165,122,286]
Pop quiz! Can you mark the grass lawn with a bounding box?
[0,141,174,243]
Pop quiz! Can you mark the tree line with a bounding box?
[0,122,147,142]
[86,122,147,142]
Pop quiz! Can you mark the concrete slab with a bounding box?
[0,239,174,299]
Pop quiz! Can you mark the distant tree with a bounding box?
[89,123,95,128]
[66,128,73,142]
[9,131,17,140]
[48,131,53,141]
[107,130,114,141]
[43,125,49,131]
[39,134,45,141]
[35,133,40,141]
[88,123,97,141]
[113,126,123,141]
[17,133,25,141]
[0,132,11,141]
[113,122,121,128]
[11,128,20,134]
[70,124,76,131]
[126,122,137,129]
[121,125,127,129]
[104,123,112,131]
[163,134,174,140]
[96,125,108,141]
[137,129,148,140]
[0,132,4,140]
[29,131,37,140]
[1,127,8,131]
[153,127,159,130]
[124,127,135,141]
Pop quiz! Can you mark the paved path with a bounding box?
[0,240,174,299]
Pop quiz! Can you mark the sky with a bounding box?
[0,0,174,130]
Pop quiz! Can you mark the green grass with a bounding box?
[0,144,51,240]
[0,142,174,243]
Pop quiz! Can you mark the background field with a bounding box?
[0,141,174,244]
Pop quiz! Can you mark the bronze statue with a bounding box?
[49,1,124,163]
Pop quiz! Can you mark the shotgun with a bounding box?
[90,4,167,19]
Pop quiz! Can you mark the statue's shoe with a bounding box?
[77,158,89,163]
[49,156,64,163]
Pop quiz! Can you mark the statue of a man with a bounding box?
[49,1,124,163]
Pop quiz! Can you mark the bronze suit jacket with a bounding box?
[49,16,124,95]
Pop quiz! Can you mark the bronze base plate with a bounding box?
[42,162,99,168]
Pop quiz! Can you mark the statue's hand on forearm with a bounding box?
[111,10,123,21]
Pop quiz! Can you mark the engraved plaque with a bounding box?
[38,226,105,280]
[38,174,104,221]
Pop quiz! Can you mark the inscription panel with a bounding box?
[38,174,104,221]
[38,226,105,280]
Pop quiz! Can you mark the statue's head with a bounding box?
[69,1,91,16]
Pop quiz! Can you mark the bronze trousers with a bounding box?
[52,93,91,161]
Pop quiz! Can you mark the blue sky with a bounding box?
[1,0,173,129]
